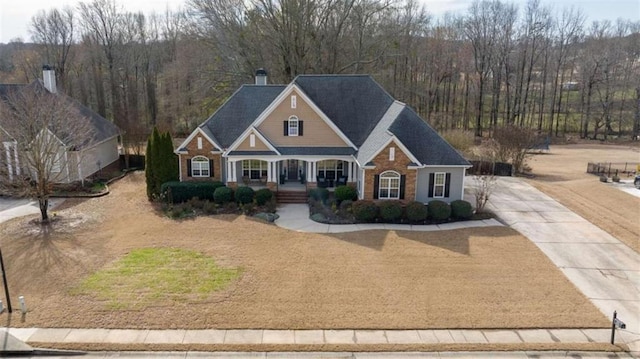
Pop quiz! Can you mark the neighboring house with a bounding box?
[176,71,471,203]
[0,66,121,184]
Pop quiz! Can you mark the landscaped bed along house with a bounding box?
[176,70,470,203]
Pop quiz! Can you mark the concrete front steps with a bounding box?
[276,190,308,204]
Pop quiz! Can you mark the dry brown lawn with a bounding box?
[0,172,608,330]
[526,143,640,253]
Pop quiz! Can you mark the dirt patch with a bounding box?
[0,172,608,329]
[526,144,640,252]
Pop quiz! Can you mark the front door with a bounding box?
[287,160,298,180]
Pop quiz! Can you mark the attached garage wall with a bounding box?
[416,167,466,204]
[76,137,120,181]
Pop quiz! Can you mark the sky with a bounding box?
[0,0,639,44]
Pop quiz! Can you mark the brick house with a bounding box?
[175,71,471,203]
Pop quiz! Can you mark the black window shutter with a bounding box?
[399,175,406,199]
[283,121,289,136]
[299,121,304,136]
[187,159,192,177]
[428,173,434,197]
[373,174,380,199]
[209,159,214,177]
[445,173,451,197]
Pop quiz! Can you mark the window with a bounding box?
[288,116,299,136]
[242,160,268,180]
[389,147,395,161]
[291,95,297,109]
[191,156,210,177]
[378,171,400,199]
[197,137,203,149]
[249,134,256,148]
[316,160,345,180]
[433,172,446,198]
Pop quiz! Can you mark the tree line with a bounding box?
[0,0,638,152]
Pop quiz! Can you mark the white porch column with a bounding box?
[306,161,312,183]
[13,142,20,175]
[4,142,13,181]
[312,161,317,181]
[232,161,238,182]
[347,161,353,182]
[267,160,272,182]
[226,160,233,182]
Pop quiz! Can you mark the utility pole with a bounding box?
[0,247,12,313]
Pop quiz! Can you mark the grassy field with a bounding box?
[0,171,608,330]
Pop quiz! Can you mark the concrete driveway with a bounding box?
[484,177,640,348]
[0,197,65,223]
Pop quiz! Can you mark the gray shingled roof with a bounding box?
[388,107,470,166]
[227,150,278,156]
[0,81,120,148]
[276,147,356,156]
[293,75,394,147]
[200,85,286,148]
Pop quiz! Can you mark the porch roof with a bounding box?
[226,147,356,157]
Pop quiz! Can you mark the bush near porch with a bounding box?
[308,187,478,225]
[158,182,276,219]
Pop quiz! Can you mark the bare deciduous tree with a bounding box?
[0,84,94,223]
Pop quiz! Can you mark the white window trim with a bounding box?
[249,134,256,147]
[291,95,297,109]
[242,159,268,180]
[191,156,210,177]
[433,172,446,198]
[378,170,401,200]
[288,116,299,136]
[389,147,395,161]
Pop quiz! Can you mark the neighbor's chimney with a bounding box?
[255,68,267,85]
[42,65,57,94]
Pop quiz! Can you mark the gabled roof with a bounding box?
[389,107,470,167]
[0,81,120,148]
[200,85,286,148]
[293,75,395,147]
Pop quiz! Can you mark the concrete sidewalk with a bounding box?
[13,350,640,358]
[2,327,633,347]
[274,203,502,233]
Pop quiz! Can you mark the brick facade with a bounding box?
[180,134,222,182]
[363,141,416,201]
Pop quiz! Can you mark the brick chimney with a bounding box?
[42,65,57,94]
[255,68,267,85]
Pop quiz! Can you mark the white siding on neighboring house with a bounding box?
[73,136,120,182]
[416,167,466,204]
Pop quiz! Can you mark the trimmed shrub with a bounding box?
[235,186,255,204]
[428,200,451,222]
[213,186,234,204]
[255,188,274,206]
[339,199,353,212]
[379,200,403,222]
[334,185,357,202]
[405,201,428,222]
[352,200,378,222]
[160,181,225,203]
[310,213,327,223]
[451,200,473,220]
[308,187,329,202]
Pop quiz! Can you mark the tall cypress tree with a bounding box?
[145,127,162,200]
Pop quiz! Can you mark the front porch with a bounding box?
[225,158,357,193]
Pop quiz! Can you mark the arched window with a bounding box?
[379,171,400,199]
[288,116,299,136]
[191,156,210,177]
